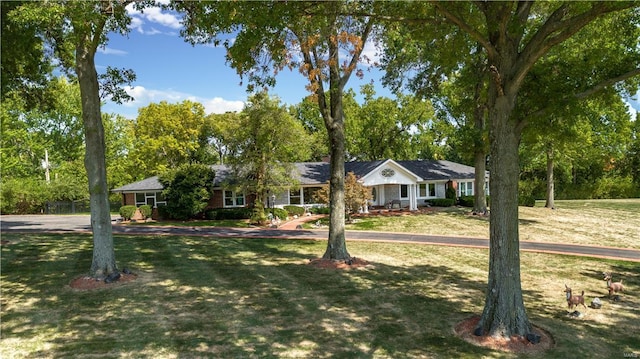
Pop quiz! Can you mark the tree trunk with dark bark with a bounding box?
[545,146,555,209]
[76,38,117,278]
[476,76,532,337]
[322,122,349,260]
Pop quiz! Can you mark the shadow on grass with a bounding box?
[1,233,638,358]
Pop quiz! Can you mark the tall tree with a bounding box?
[204,112,241,165]
[226,92,312,224]
[177,1,376,260]
[1,1,54,109]
[129,100,211,177]
[9,1,138,278]
[382,1,638,338]
[345,84,438,161]
[382,10,489,213]
[518,8,640,207]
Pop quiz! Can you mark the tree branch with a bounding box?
[516,2,636,89]
[432,1,498,60]
[574,67,640,100]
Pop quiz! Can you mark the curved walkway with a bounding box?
[2,214,639,262]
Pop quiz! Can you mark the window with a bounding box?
[458,181,474,196]
[400,184,409,199]
[418,183,436,198]
[224,190,245,207]
[303,187,320,204]
[289,188,301,205]
[135,192,166,207]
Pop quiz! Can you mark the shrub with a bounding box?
[206,208,253,220]
[445,185,456,200]
[158,164,215,220]
[458,196,475,207]
[0,178,51,214]
[139,205,152,219]
[283,205,305,216]
[426,198,455,207]
[267,207,288,220]
[310,206,330,214]
[519,195,536,207]
[119,205,137,220]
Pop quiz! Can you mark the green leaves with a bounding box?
[226,91,312,205]
[159,163,215,220]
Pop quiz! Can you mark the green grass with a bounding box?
[129,219,252,228]
[340,199,640,249]
[1,233,638,358]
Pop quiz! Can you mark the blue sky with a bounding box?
[98,3,638,121]
[97,3,385,119]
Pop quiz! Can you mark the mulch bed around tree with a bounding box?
[69,272,139,290]
[454,316,554,354]
[307,257,370,269]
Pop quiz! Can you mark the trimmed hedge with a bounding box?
[205,208,253,220]
[426,198,455,207]
[458,196,491,208]
[269,207,288,220]
[283,205,305,216]
[119,205,137,220]
[458,196,475,207]
[139,205,152,219]
[310,206,330,214]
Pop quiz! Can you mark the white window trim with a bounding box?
[223,190,245,208]
[417,183,437,199]
[135,191,166,208]
[289,188,302,205]
[400,184,409,199]
[458,181,474,197]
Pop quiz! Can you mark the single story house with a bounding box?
[112,159,489,212]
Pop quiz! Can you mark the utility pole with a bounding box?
[42,149,51,183]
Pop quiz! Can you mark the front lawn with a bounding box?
[1,233,638,358]
[343,199,640,249]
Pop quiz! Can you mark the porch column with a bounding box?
[410,184,417,211]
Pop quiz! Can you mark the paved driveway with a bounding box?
[2,214,639,262]
[1,214,117,232]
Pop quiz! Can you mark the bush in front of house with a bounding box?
[139,205,152,219]
[158,164,215,220]
[206,208,253,220]
[264,207,288,221]
[283,205,305,217]
[310,206,330,214]
[458,196,475,207]
[426,198,455,207]
[119,205,137,220]
[457,196,491,208]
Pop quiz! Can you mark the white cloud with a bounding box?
[360,39,380,66]
[126,3,182,35]
[120,85,244,115]
[98,47,128,56]
[199,97,245,114]
[140,7,181,29]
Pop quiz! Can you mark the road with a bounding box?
[2,214,639,262]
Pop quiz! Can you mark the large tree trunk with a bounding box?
[476,89,532,337]
[76,39,117,278]
[472,44,488,215]
[322,122,349,260]
[545,146,555,209]
[473,149,487,214]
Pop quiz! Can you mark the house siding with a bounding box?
[123,193,135,206]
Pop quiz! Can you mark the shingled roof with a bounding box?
[112,160,481,192]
